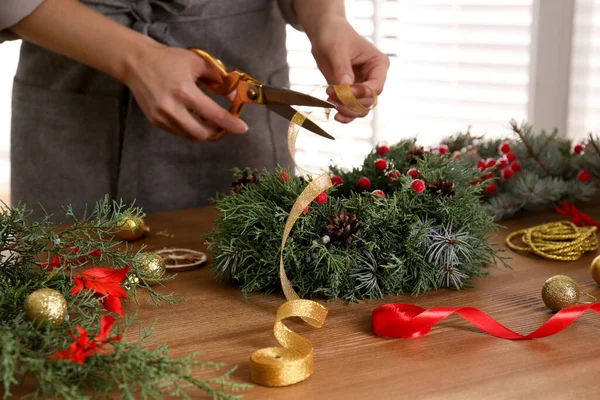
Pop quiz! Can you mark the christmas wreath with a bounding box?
[206,142,507,301]
[0,197,249,399]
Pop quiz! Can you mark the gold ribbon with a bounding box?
[249,84,377,387]
[506,221,598,261]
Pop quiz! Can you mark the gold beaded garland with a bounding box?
[114,216,150,241]
[541,275,581,312]
[506,221,597,261]
[137,253,166,286]
[591,255,600,284]
[24,288,68,328]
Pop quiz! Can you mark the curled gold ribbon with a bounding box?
[506,221,598,261]
[250,84,377,387]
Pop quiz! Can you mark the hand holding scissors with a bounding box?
[188,48,336,142]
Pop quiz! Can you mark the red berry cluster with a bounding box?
[472,142,522,195]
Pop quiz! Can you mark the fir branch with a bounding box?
[510,119,559,177]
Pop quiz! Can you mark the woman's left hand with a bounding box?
[304,17,390,123]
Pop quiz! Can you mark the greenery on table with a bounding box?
[206,144,507,300]
[0,197,249,400]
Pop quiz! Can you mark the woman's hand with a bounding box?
[123,43,248,141]
[11,0,248,141]
[293,1,390,123]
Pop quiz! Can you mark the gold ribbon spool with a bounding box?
[249,84,377,387]
[506,221,598,261]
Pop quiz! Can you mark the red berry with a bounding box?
[438,144,449,155]
[482,172,494,181]
[303,206,310,214]
[387,170,401,182]
[506,152,516,162]
[410,179,425,193]
[406,168,419,179]
[496,157,508,169]
[453,151,461,160]
[502,168,514,180]
[470,179,481,186]
[315,192,328,205]
[372,189,385,197]
[331,175,343,186]
[279,172,290,182]
[89,249,101,257]
[356,177,371,191]
[578,170,591,182]
[510,161,521,172]
[485,158,496,168]
[377,145,390,156]
[573,143,584,155]
[374,158,388,171]
[476,160,486,171]
[485,183,497,194]
[499,142,511,154]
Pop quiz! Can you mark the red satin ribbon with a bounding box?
[555,200,600,227]
[372,303,600,340]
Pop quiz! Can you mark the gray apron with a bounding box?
[11,0,294,219]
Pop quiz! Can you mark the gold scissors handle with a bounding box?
[189,48,263,141]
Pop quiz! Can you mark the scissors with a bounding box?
[189,48,336,142]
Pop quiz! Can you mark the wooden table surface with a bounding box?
[13,204,600,399]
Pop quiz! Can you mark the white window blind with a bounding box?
[568,0,600,137]
[286,0,535,172]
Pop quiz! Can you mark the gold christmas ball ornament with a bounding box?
[591,255,600,285]
[124,274,140,291]
[137,253,166,286]
[541,275,581,312]
[114,216,150,241]
[24,288,68,328]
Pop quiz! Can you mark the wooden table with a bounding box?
[13,205,600,399]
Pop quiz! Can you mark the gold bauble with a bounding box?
[541,275,580,312]
[138,253,166,286]
[24,288,68,328]
[114,216,150,241]
[591,255,600,284]
[124,274,140,291]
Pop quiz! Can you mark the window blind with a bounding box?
[568,0,600,137]
[286,0,535,172]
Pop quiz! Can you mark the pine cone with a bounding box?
[230,168,260,194]
[325,209,361,247]
[427,178,455,198]
[406,145,428,164]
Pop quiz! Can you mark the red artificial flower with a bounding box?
[453,151,461,160]
[438,144,449,155]
[71,266,130,317]
[505,152,516,162]
[556,200,600,227]
[510,161,521,172]
[406,168,419,179]
[498,142,511,154]
[42,254,64,269]
[331,175,343,186]
[278,172,290,182]
[496,157,509,169]
[374,158,388,171]
[410,179,425,193]
[377,145,390,156]
[577,170,590,182]
[572,143,584,155]
[49,315,121,364]
[372,190,385,198]
[485,183,497,194]
[315,192,328,205]
[387,170,401,182]
[356,177,371,191]
[502,168,514,180]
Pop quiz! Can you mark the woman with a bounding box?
[1,0,389,218]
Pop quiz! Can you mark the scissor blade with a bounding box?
[262,85,335,108]
[266,104,335,140]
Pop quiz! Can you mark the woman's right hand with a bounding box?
[123,43,249,141]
